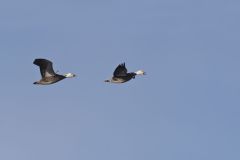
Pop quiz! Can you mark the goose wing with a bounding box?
[33,59,56,78]
[113,63,128,77]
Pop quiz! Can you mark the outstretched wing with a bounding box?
[33,59,56,78]
[113,63,128,77]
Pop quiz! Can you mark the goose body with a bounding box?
[33,58,76,85]
[105,63,145,83]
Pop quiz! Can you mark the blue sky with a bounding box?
[0,0,240,160]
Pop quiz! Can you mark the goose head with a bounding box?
[64,73,76,78]
[135,70,146,75]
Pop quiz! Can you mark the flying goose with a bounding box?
[33,58,76,85]
[105,63,145,83]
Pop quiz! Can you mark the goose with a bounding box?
[105,63,145,83]
[33,58,76,85]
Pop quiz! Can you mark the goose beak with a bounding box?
[104,80,110,82]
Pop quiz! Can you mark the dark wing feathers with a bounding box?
[33,59,56,78]
[113,63,128,77]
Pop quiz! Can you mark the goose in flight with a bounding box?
[105,63,145,83]
[33,58,76,85]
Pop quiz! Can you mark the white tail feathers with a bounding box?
[135,70,146,75]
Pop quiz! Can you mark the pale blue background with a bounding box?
[0,0,240,160]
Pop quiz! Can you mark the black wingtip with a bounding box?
[33,59,38,64]
[120,62,125,66]
[33,58,43,65]
[33,58,52,66]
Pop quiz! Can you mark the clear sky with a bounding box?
[0,0,240,160]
